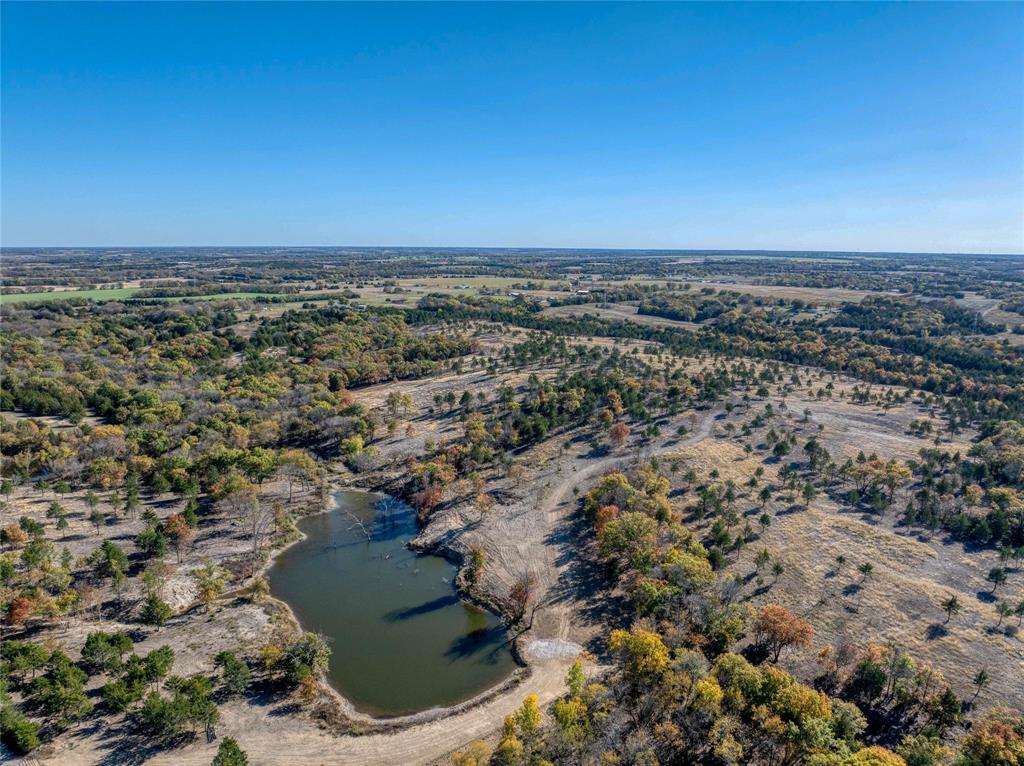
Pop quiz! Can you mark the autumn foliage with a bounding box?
[754,604,814,661]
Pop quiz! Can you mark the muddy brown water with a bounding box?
[267,490,515,717]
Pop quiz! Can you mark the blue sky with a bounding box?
[2,2,1022,252]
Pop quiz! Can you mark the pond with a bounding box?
[267,489,516,717]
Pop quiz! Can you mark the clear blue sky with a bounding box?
[2,2,1022,252]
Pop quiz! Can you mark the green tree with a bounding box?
[140,593,173,628]
[0,706,40,754]
[986,567,1007,593]
[971,668,989,703]
[1,640,49,683]
[466,545,486,589]
[284,633,330,686]
[214,651,251,696]
[88,540,129,579]
[28,650,93,725]
[193,564,229,612]
[101,678,144,712]
[213,737,248,766]
[941,594,962,624]
[896,734,951,766]
[995,601,1013,627]
[143,646,176,689]
[81,630,134,675]
[88,508,105,533]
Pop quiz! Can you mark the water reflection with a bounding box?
[267,490,515,717]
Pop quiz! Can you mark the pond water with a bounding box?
[267,490,516,717]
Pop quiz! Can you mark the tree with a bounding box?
[101,678,141,712]
[28,650,93,725]
[283,633,330,686]
[956,709,1024,766]
[995,601,1013,628]
[1,640,49,682]
[753,604,814,662]
[21,536,55,570]
[137,690,184,740]
[212,738,248,766]
[941,594,962,624]
[248,574,270,603]
[509,573,536,624]
[515,695,542,740]
[608,626,670,686]
[450,740,491,766]
[755,548,772,571]
[986,567,1007,593]
[214,651,251,696]
[5,596,37,627]
[141,593,173,628]
[609,421,630,449]
[89,540,129,580]
[1,524,28,550]
[233,493,275,571]
[193,564,229,612]
[89,508,105,533]
[896,734,951,766]
[466,545,486,589]
[164,513,193,563]
[142,645,176,689]
[971,668,989,703]
[601,511,658,573]
[277,449,318,504]
[565,657,586,698]
[475,492,495,518]
[135,514,169,559]
[0,707,40,755]
[495,715,525,766]
[123,472,140,516]
[81,630,134,674]
[801,482,817,506]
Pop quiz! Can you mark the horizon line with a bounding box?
[2,244,1022,258]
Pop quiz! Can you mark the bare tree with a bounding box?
[509,573,537,626]
[244,497,276,573]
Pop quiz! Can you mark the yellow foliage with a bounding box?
[692,676,724,715]
[609,626,670,682]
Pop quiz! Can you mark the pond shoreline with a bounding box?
[257,484,529,734]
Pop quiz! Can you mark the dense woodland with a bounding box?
[2,249,1023,765]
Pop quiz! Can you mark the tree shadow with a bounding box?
[444,625,507,663]
[383,594,460,622]
[92,724,194,766]
[926,623,948,640]
[542,504,627,658]
[746,584,772,600]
